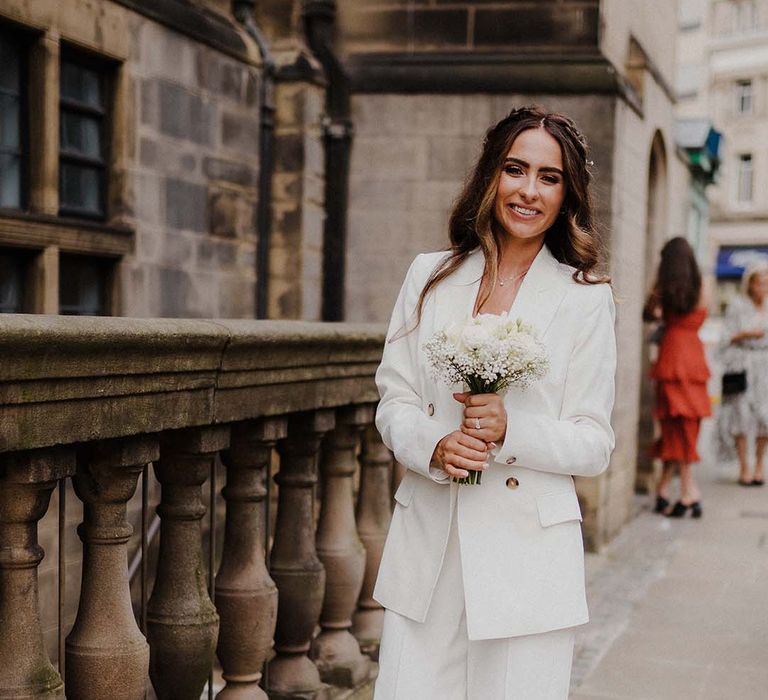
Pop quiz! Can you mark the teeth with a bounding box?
[512,205,538,216]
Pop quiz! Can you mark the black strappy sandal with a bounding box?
[653,496,670,514]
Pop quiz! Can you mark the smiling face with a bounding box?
[493,127,566,245]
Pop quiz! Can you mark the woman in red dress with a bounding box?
[643,237,711,518]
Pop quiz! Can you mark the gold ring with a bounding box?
[475,418,481,430]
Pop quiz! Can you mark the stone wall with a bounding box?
[268,80,327,320]
[600,0,678,89]
[338,0,601,54]
[344,93,615,323]
[602,77,678,544]
[124,10,260,318]
[125,13,262,318]
[0,0,265,319]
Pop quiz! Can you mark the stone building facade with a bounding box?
[337,0,686,548]
[0,0,328,320]
[677,0,768,310]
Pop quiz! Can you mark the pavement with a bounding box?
[570,338,768,699]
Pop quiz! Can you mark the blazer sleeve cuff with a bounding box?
[429,466,452,482]
[380,410,449,482]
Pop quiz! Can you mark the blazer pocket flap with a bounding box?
[393,473,417,507]
[537,490,582,527]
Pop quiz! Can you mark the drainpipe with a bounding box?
[233,0,275,319]
[303,0,353,321]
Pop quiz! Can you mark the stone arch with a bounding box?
[636,130,668,493]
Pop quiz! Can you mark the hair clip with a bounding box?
[586,159,595,167]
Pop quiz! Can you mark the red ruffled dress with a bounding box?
[651,307,711,462]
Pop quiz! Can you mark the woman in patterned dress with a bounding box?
[718,263,768,486]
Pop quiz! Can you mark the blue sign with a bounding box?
[717,246,768,278]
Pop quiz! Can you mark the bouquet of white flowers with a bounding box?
[424,313,550,484]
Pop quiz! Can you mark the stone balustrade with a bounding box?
[0,314,393,700]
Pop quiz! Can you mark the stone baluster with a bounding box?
[267,410,335,700]
[352,424,394,656]
[65,437,159,700]
[0,448,75,699]
[215,418,285,699]
[147,426,229,700]
[313,405,372,686]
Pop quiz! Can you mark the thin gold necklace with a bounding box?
[498,267,530,287]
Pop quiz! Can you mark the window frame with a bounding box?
[735,0,758,32]
[0,246,34,313]
[735,79,754,115]
[58,252,115,316]
[0,27,30,212]
[736,153,754,204]
[58,46,112,221]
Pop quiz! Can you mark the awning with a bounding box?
[717,246,768,278]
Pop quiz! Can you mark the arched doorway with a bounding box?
[636,131,668,493]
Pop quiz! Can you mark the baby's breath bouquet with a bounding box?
[424,313,549,484]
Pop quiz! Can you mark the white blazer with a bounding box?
[373,245,616,641]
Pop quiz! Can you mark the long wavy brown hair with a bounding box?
[656,237,701,315]
[412,105,609,326]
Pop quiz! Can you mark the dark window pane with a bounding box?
[59,54,108,219]
[0,249,26,312]
[60,162,103,216]
[0,33,22,209]
[61,61,102,108]
[60,111,101,158]
[0,92,19,149]
[0,40,19,92]
[59,255,110,315]
[0,153,20,208]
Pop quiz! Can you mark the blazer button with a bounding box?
[427,403,435,416]
[506,476,519,490]
[505,456,516,465]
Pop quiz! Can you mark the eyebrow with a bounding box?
[504,157,564,177]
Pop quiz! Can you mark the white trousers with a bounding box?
[374,491,575,700]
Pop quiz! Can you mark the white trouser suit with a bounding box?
[373,484,576,700]
[371,249,617,699]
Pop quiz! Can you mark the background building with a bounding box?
[0,0,334,320]
[677,0,768,311]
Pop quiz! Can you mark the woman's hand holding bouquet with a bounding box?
[426,313,549,484]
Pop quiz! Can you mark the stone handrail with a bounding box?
[0,314,391,699]
[0,315,384,453]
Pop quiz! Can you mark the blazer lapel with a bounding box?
[509,245,568,338]
[429,245,567,338]
[431,249,485,330]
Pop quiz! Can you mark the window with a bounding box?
[735,0,757,31]
[736,80,753,114]
[59,51,109,219]
[0,32,24,209]
[59,254,112,315]
[737,153,754,203]
[0,248,30,312]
